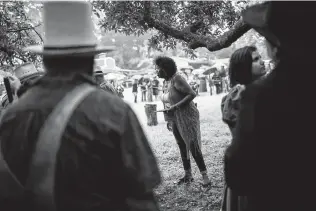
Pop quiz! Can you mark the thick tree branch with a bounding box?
[188,19,251,51]
[143,1,251,52]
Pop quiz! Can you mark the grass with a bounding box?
[124,90,231,211]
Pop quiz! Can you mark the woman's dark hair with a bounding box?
[228,46,257,87]
[154,56,177,79]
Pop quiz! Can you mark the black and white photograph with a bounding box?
[0,1,315,211]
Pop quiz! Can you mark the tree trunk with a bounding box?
[199,79,207,93]
[144,104,158,126]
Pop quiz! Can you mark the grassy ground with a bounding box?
[124,89,231,211]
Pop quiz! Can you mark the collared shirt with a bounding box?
[0,73,161,211]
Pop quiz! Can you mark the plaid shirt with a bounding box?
[99,81,118,95]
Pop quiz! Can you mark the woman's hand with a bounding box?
[166,105,178,112]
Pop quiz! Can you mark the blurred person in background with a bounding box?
[152,76,160,101]
[132,79,139,103]
[1,63,43,109]
[140,80,147,102]
[116,81,124,98]
[147,79,153,102]
[212,70,222,94]
[15,63,44,97]
[93,67,118,95]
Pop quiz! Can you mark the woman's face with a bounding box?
[156,66,167,79]
[251,51,266,79]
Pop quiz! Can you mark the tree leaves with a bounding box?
[0,2,42,67]
[95,1,248,55]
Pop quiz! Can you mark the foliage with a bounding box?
[0,1,42,67]
[0,1,267,70]
[94,1,242,58]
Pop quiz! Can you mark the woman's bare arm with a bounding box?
[172,74,196,109]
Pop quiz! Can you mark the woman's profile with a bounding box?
[155,56,211,186]
[220,46,266,211]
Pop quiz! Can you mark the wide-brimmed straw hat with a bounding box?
[24,1,115,56]
[242,2,316,48]
[14,63,44,82]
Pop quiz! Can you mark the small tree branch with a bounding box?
[143,1,251,52]
[7,23,41,33]
[13,53,27,62]
[32,28,43,42]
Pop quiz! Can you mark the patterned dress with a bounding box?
[162,73,201,157]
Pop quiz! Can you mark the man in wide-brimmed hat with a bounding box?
[224,2,316,211]
[93,67,118,95]
[0,1,161,211]
[0,63,42,109]
[14,62,44,97]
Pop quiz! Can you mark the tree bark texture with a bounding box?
[144,104,158,126]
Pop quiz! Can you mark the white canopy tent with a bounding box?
[104,73,126,81]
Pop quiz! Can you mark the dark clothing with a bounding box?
[221,85,248,211]
[221,85,245,133]
[213,75,222,94]
[140,83,147,102]
[172,121,206,172]
[132,83,138,93]
[212,75,221,85]
[224,62,316,211]
[0,73,161,211]
[152,80,159,96]
[17,75,42,97]
[132,83,138,103]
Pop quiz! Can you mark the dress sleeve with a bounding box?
[224,84,258,195]
[120,106,161,211]
[221,85,245,126]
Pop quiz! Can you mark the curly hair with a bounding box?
[228,46,257,87]
[154,56,177,79]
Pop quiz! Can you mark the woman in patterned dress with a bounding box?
[220,46,266,211]
[155,56,211,186]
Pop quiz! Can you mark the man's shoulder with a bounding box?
[81,88,131,127]
[1,86,131,133]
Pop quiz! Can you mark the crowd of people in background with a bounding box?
[131,76,160,103]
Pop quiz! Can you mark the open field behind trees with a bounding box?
[124,89,231,211]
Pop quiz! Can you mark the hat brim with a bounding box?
[242,2,280,47]
[20,72,44,82]
[23,45,116,56]
[94,72,107,76]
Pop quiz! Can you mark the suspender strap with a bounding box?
[25,83,96,211]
